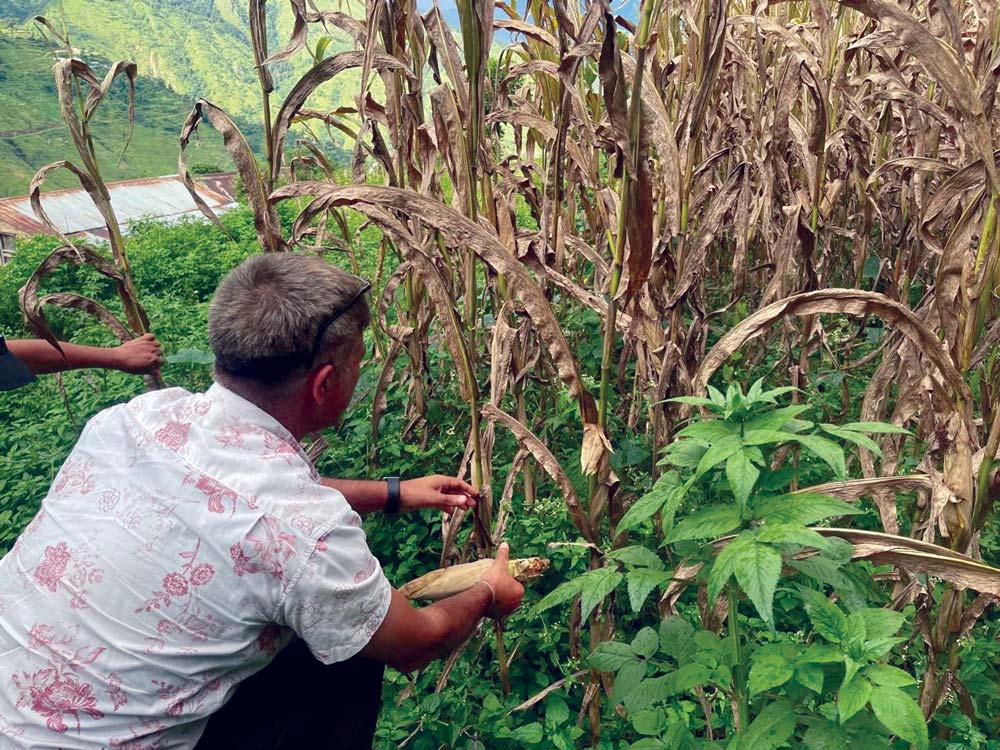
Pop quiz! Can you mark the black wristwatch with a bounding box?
[383,476,401,515]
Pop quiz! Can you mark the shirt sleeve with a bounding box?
[277,513,392,664]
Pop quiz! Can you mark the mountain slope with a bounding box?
[0,30,235,197]
[12,1,360,125]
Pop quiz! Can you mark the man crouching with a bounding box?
[0,253,524,750]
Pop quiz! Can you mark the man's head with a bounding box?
[209,254,370,435]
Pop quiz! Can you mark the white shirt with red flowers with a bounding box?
[0,384,391,749]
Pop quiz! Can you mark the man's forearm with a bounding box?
[393,585,493,672]
[6,339,122,375]
[321,478,388,513]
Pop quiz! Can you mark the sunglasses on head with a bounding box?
[306,277,372,364]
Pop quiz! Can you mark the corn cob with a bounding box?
[400,557,549,601]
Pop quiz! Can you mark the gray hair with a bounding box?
[208,253,370,387]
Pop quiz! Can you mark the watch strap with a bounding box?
[383,476,401,515]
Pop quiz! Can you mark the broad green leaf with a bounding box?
[858,608,906,641]
[659,617,696,664]
[842,422,910,435]
[616,487,673,535]
[866,664,917,688]
[795,662,825,693]
[843,613,868,655]
[694,434,743,478]
[580,567,624,620]
[590,641,637,671]
[742,429,800,446]
[749,650,795,695]
[627,568,670,613]
[794,435,847,478]
[796,586,848,643]
[707,530,754,603]
[544,696,570,727]
[672,662,712,692]
[726,450,760,506]
[838,676,872,723]
[752,493,862,524]
[820,425,883,457]
[631,708,666,737]
[606,545,665,570]
[732,540,782,626]
[757,385,801,402]
[745,404,812,432]
[707,384,726,407]
[667,504,742,542]
[756,523,830,550]
[729,699,797,750]
[611,659,647,705]
[869,685,928,750]
[507,722,544,743]
[623,674,674,713]
[631,627,660,658]
[675,419,739,443]
[803,720,851,749]
[799,644,843,664]
[533,576,585,615]
[662,440,706,470]
[862,637,907,660]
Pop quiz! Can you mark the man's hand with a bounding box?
[112,334,165,375]
[478,542,525,620]
[401,475,478,515]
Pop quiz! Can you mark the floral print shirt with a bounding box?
[0,384,391,749]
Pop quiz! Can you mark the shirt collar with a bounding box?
[206,382,301,448]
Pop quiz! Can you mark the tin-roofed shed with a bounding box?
[0,173,237,263]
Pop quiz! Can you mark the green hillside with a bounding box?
[6,1,363,127]
[0,29,237,197]
[0,1,366,197]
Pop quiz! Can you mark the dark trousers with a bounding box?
[195,638,385,750]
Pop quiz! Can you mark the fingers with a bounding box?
[495,541,510,564]
[438,475,478,498]
[440,492,475,508]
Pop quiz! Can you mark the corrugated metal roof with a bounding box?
[0,174,237,237]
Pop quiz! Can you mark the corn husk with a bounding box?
[400,557,549,600]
